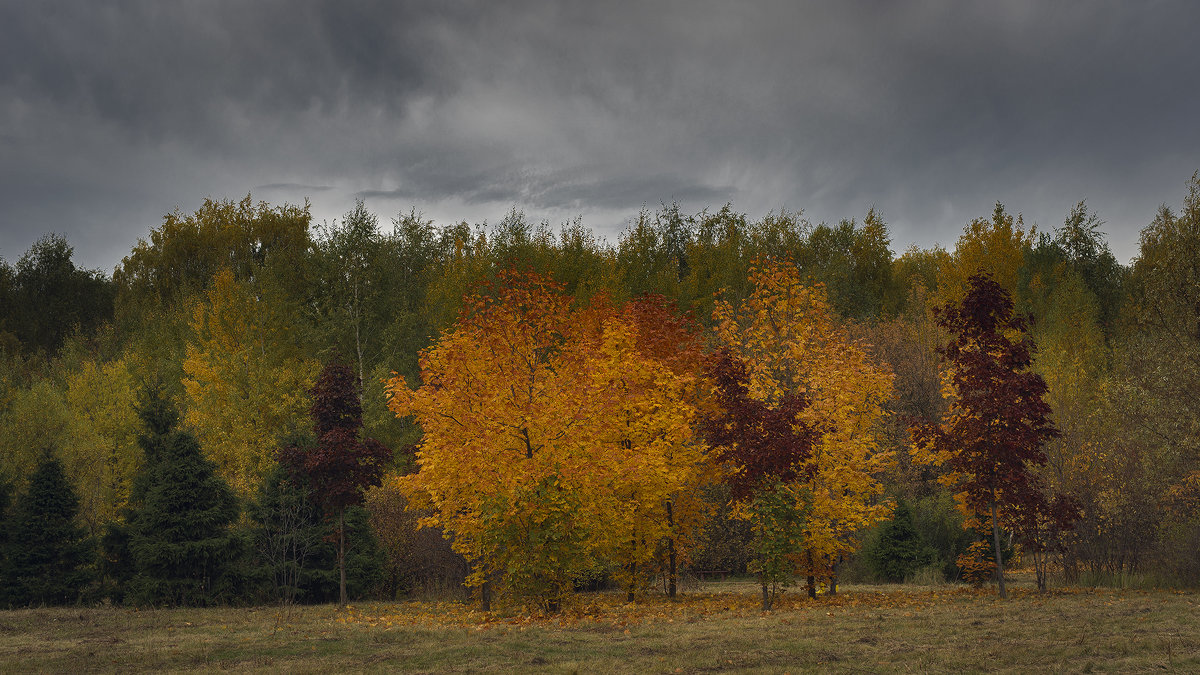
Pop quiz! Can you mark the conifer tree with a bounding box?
[1,449,94,607]
[125,388,241,606]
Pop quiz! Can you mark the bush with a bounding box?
[910,492,977,581]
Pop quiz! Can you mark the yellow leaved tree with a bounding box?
[182,268,318,497]
[713,259,894,590]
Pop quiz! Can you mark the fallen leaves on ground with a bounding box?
[329,585,1119,632]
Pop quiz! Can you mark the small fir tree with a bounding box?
[866,501,936,582]
[100,385,177,600]
[1,449,94,607]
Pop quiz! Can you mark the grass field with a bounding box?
[1,576,1197,673]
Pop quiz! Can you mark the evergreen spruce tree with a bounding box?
[0,449,94,607]
[124,387,242,606]
[100,385,178,603]
[866,501,936,583]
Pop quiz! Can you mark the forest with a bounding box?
[0,172,1198,612]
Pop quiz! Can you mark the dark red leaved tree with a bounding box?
[279,362,390,605]
[703,349,820,608]
[927,274,1074,597]
[704,349,817,501]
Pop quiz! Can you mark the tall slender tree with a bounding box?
[279,362,390,606]
[917,273,1067,598]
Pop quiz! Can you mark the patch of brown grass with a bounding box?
[2,579,1198,673]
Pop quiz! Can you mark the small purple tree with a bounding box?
[280,362,390,605]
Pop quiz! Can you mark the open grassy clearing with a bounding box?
[1,577,1197,674]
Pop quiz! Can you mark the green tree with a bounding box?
[125,389,242,606]
[1,449,94,607]
[865,501,936,582]
[6,234,113,355]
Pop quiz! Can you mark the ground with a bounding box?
[1,576,1197,673]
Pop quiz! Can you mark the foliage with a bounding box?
[0,449,95,607]
[916,273,1075,596]
[937,203,1034,306]
[125,388,243,607]
[364,477,468,599]
[865,501,937,583]
[279,361,390,605]
[246,464,326,604]
[0,234,113,355]
[712,259,895,580]
[115,195,310,309]
[390,271,705,610]
[955,542,996,587]
[183,268,319,496]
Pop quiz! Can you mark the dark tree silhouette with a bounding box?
[124,387,241,606]
[1,449,94,607]
[279,362,390,605]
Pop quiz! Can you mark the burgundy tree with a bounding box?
[279,362,390,605]
[925,274,1073,597]
[703,349,821,608]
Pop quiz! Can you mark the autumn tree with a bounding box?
[917,274,1072,597]
[389,271,609,611]
[183,268,318,497]
[389,272,705,611]
[704,349,818,609]
[279,362,390,606]
[597,297,709,601]
[713,259,894,594]
[937,203,1034,306]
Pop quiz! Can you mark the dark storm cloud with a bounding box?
[2,1,1198,270]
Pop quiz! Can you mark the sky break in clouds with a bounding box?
[2,1,1198,271]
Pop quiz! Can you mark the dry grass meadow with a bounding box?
[1,575,1197,673]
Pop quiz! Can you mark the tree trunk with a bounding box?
[666,500,677,599]
[338,510,348,606]
[991,497,1007,599]
[480,578,491,612]
[806,575,817,599]
[761,582,770,611]
[627,540,636,602]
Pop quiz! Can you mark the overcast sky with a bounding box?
[2,1,1198,272]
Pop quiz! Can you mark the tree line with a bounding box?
[1,173,1198,608]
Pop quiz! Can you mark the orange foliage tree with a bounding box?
[386,272,706,610]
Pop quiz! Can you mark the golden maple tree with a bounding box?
[387,272,707,610]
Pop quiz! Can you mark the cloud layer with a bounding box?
[3,1,1198,270]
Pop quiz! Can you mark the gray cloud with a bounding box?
[2,1,1198,270]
